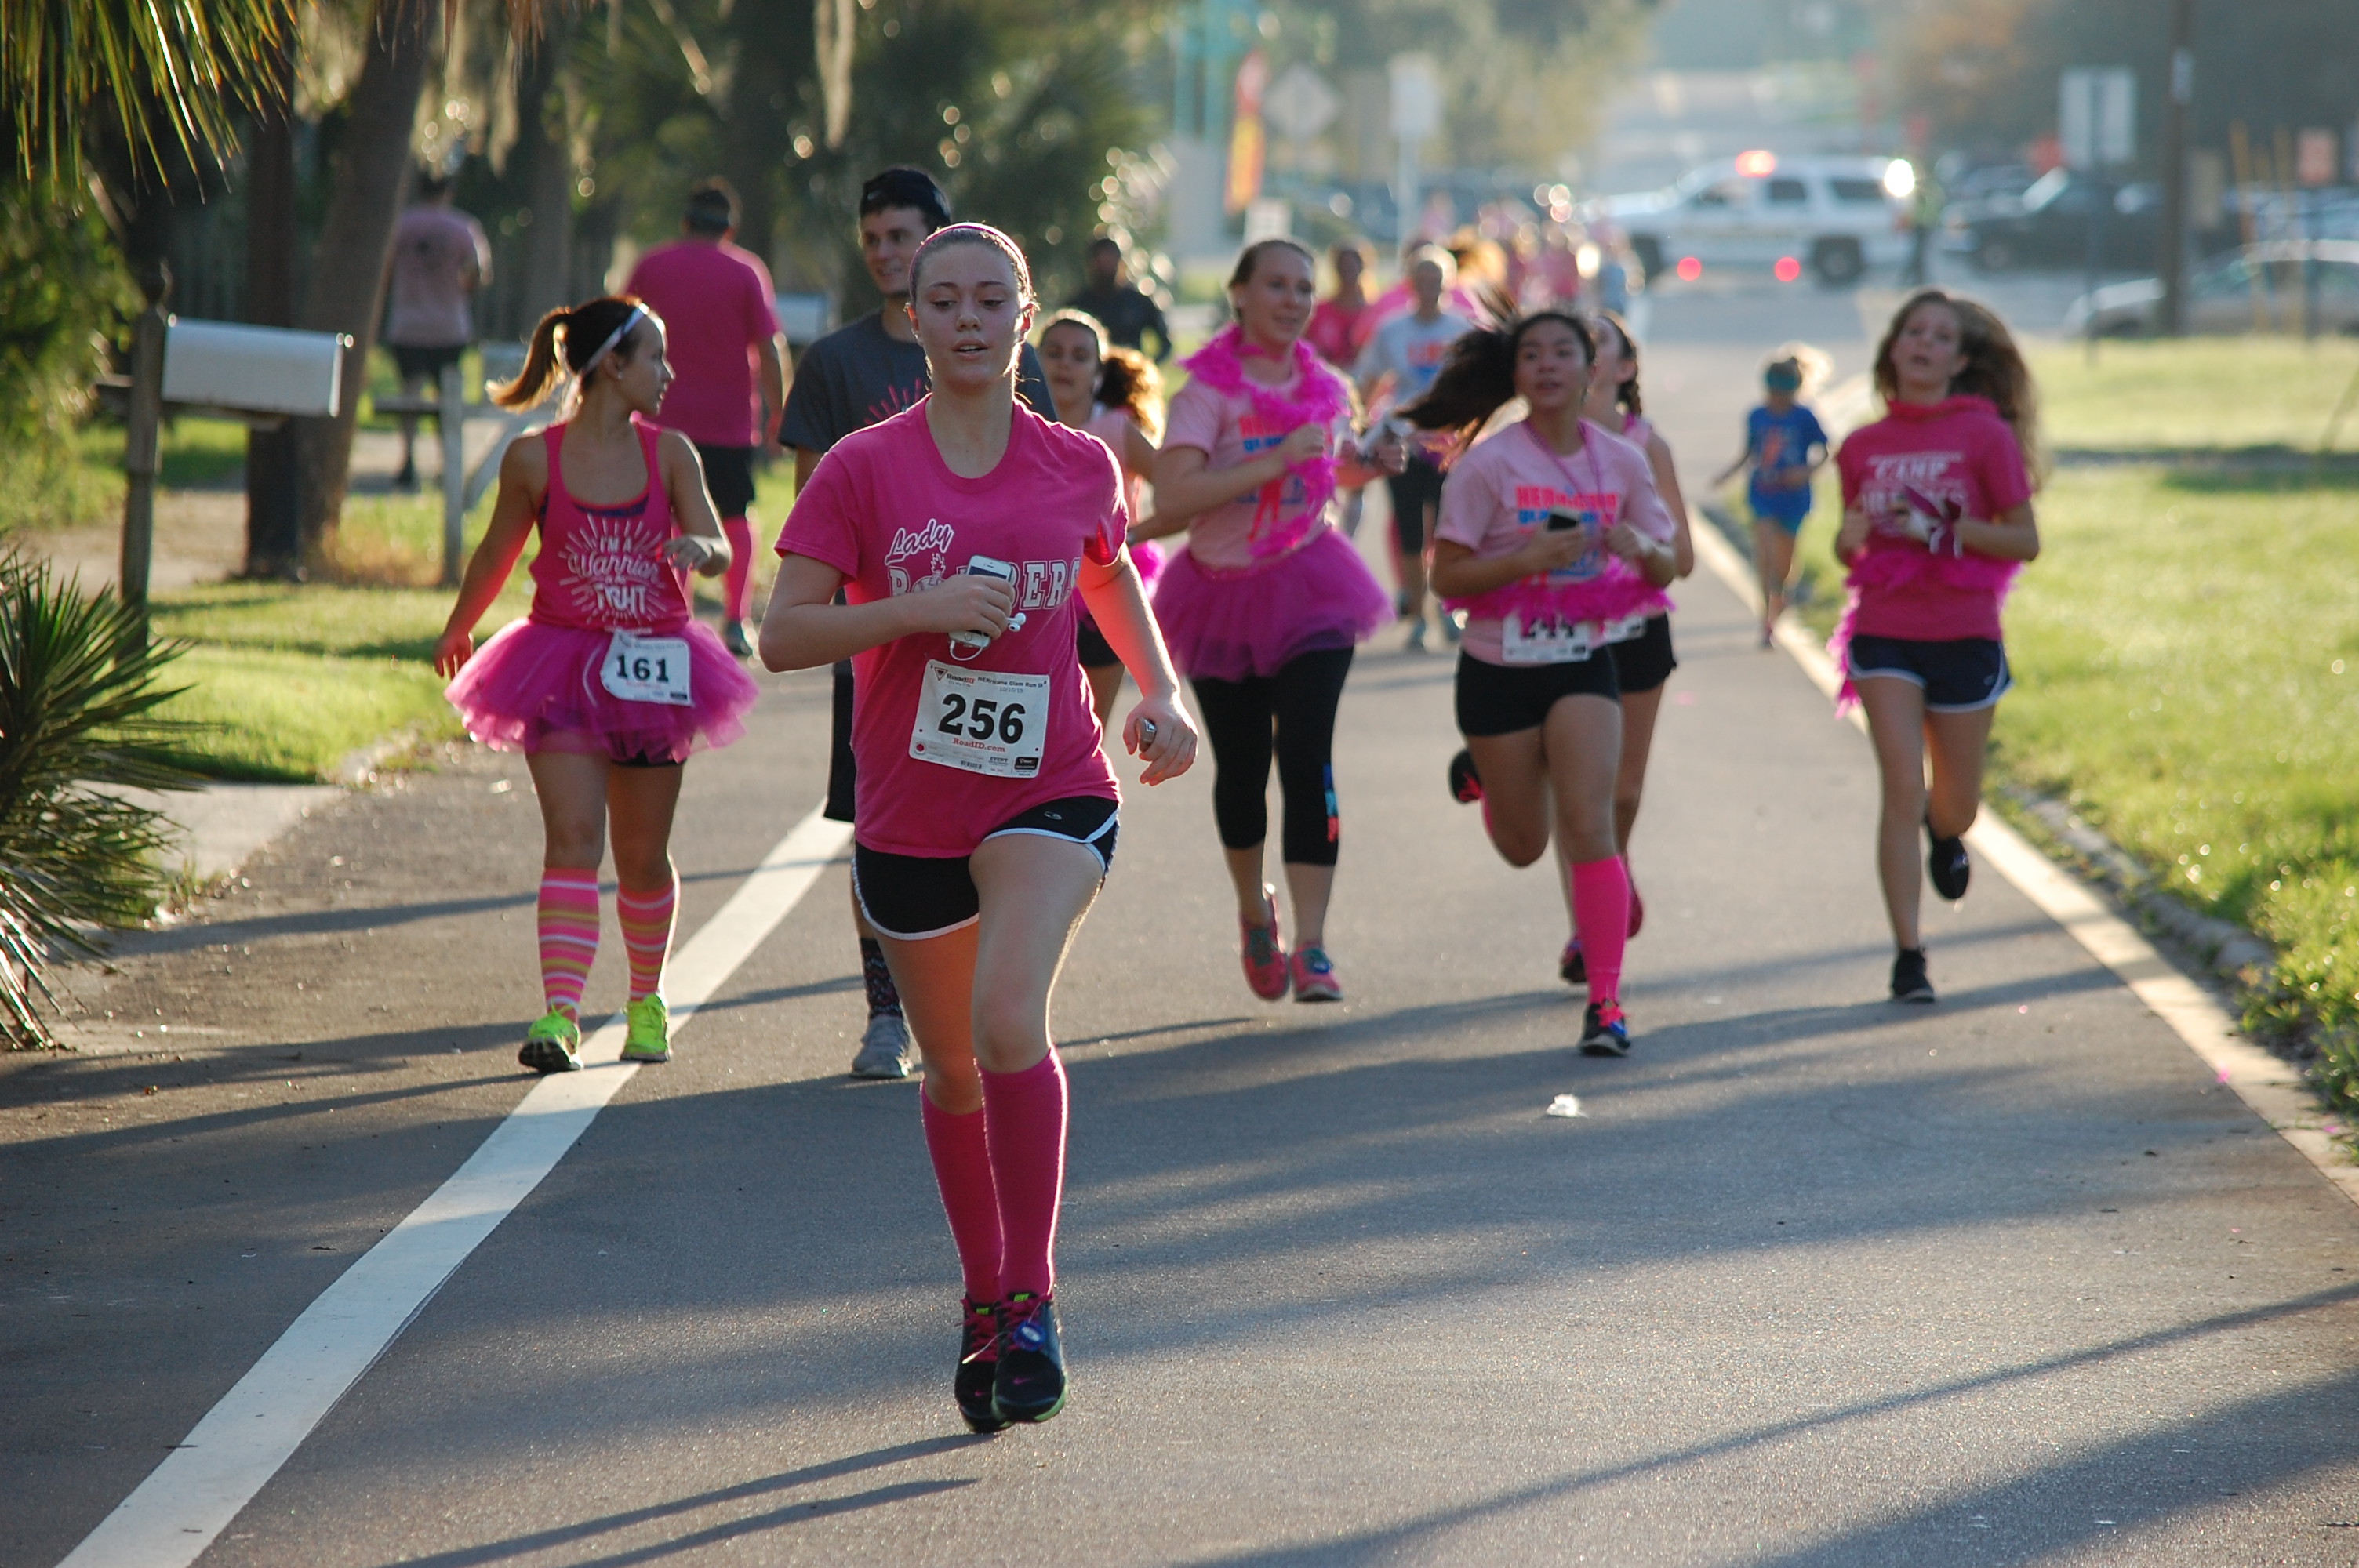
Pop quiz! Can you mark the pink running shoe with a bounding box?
[1292,946,1342,1003]
[1240,889,1290,1000]
[1560,938,1587,987]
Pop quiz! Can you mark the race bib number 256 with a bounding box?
[911,662,1052,778]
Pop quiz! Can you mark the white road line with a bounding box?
[60,807,854,1568]
[1690,520,2359,1208]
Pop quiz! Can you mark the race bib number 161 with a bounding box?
[911,661,1052,778]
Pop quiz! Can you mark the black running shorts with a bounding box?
[1454,648,1619,738]
[852,796,1120,941]
[1845,633,2011,713]
[823,661,857,823]
[1608,612,1677,695]
[691,442,758,520]
[1075,616,1118,670]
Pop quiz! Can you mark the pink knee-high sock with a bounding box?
[921,1094,1004,1302]
[980,1051,1068,1299]
[615,874,678,1002]
[1568,856,1630,1004]
[721,516,755,622]
[536,868,601,1016]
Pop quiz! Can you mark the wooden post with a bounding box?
[2156,0,2194,336]
[438,359,467,586]
[120,263,172,628]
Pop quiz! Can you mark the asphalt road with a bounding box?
[9,274,2359,1567]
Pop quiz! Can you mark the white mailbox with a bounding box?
[161,319,349,418]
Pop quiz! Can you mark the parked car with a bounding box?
[1601,153,1913,286]
[1941,168,2162,272]
[2063,241,2359,336]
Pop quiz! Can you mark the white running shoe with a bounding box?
[851,1013,912,1079]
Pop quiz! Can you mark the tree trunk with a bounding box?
[293,0,436,554]
[243,42,304,578]
[511,11,576,328]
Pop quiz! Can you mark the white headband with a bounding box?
[578,303,647,379]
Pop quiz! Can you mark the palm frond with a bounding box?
[0,553,205,1047]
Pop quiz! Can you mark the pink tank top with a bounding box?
[528,417,692,633]
[1621,413,1653,448]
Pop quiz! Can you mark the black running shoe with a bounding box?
[1891,947,1936,1004]
[1448,748,1484,804]
[956,1297,1005,1433]
[1579,1000,1630,1056]
[991,1291,1067,1425]
[1560,938,1587,987]
[1925,815,1971,901]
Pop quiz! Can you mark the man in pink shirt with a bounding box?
[625,179,788,655]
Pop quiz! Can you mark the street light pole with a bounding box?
[2157,0,2195,336]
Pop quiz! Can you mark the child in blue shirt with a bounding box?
[1714,345,1830,645]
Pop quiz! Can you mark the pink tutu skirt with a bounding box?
[445,618,760,764]
[1153,527,1390,683]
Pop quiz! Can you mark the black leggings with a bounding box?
[1191,647,1354,868]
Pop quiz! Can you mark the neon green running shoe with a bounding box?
[518,1008,583,1074]
[622,993,672,1063]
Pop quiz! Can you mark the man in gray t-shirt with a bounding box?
[779,167,1053,1082]
[1355,248,1472,650]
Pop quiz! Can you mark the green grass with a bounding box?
[155,645,466,782]
[2030,337,2359,453]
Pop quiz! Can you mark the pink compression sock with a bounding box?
[722,516,754,622]
[922,1094,1005,1302]
[616,874,678,1002]
[536,868,601,1016]
[980,1052,1069,1299]
[1568,856,1631,1004]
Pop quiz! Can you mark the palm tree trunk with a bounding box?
[293,0,436,554]
[242,40,304,577]
[511,11,576,328]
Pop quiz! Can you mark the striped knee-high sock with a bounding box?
[616,874,678,1004]
[537,868,601,1017]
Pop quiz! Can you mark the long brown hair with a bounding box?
[1399,310,1594,457]
[1038,310,1165,440]
[494,296,652,409]
[1873,289,2044,481]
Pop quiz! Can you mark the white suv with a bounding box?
[1603,154,1914,286]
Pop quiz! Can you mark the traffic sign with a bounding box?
[2060,67,2135,169]
[1264,63,1339,146]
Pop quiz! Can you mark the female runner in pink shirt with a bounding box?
[1404,313,1680,1056]
[1554,309,1696,985]
[436,295,758,1074]
[1832,289,2041,1004]
[1036,308,1168,728]
[763,225,1197,1432]
[1146,238,1406,1004]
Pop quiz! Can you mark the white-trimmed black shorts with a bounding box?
[1847,634,2012,713]
[852,795,1118,941]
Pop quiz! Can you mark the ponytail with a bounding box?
[493,295,651,409]
[1097,346,1164,441]
[1399,310,1593,456]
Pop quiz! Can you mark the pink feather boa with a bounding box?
[1445,567,1670,630]
[1826,542,2021,713]
[1180,325,1353,561]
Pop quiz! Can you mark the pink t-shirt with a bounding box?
[1083,405,1164,587]
[528,418,692,633]
[625,239,782,448]
[1162,366,1355,573]
[1305,299,1372,366]
[1836,397,2033,642]
[1434,419,1675,666]
[779,401,1127,858]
